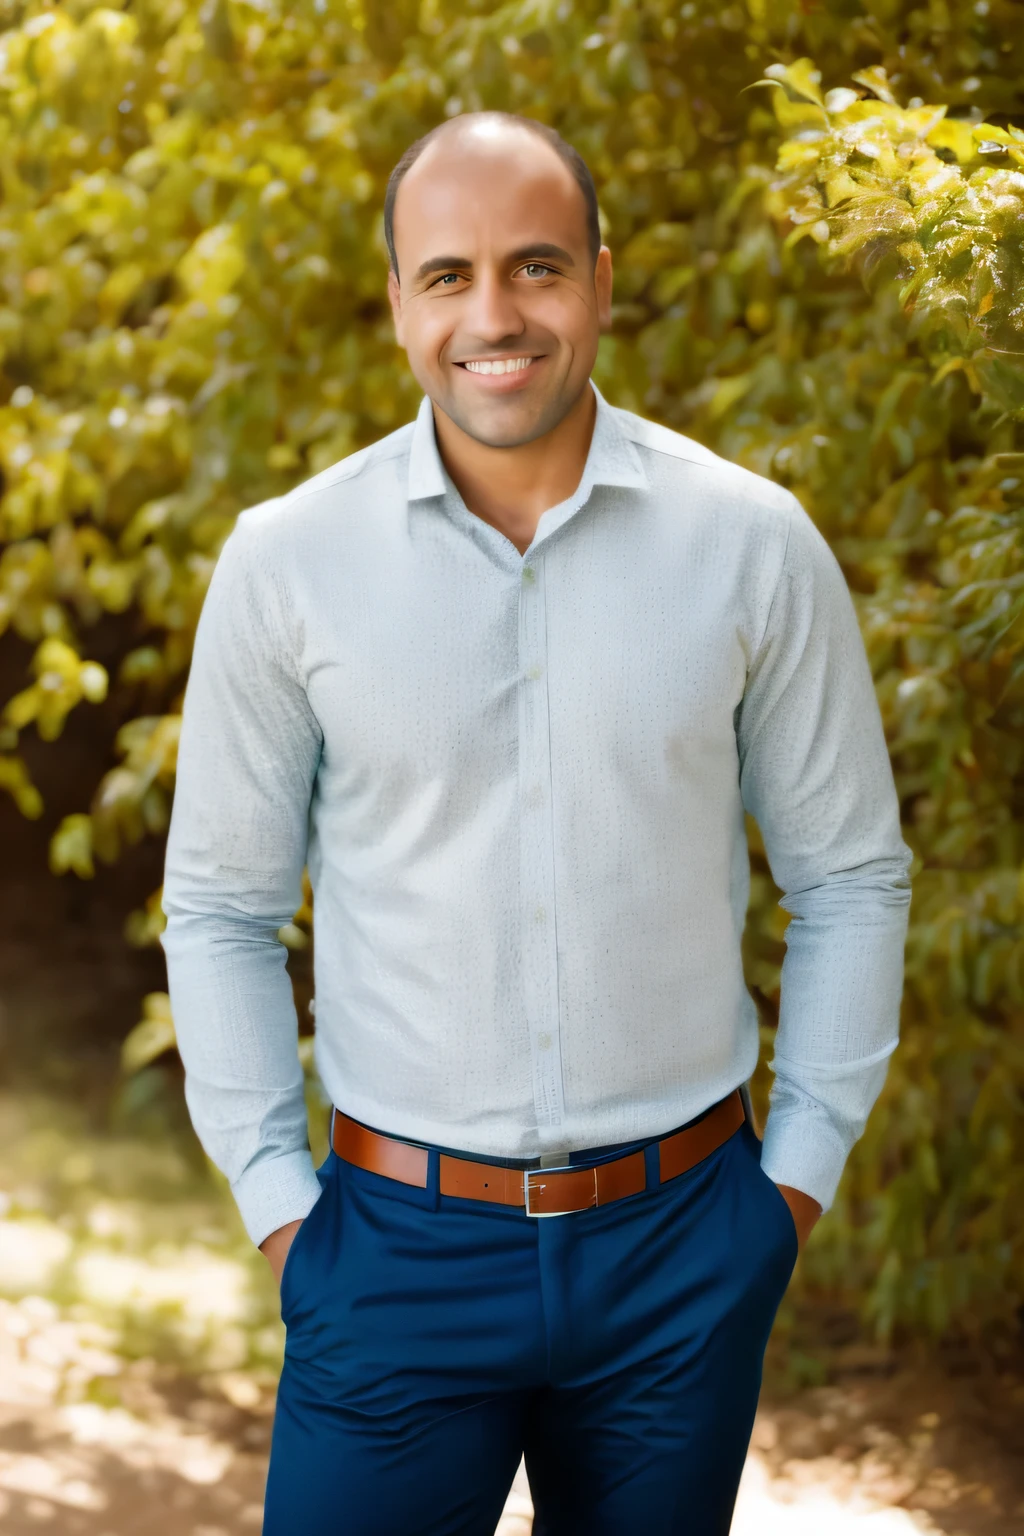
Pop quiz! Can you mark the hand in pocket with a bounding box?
[770,1183,821,1251]
[260,1218,304,1286]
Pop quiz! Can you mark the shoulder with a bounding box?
[613,404,800,526]
[232,420,416,544]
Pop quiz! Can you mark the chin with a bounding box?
[467,423,545,450]
[448,397,565,450]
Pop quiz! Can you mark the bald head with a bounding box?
[384,112,601,280]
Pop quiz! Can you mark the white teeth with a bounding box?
[463,357,533,375]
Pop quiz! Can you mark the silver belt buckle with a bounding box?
[523,1163,597,1217]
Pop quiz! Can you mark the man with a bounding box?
[162,112,913,1534]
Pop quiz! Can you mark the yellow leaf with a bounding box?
[177,224,247,304]
[49,813,95,878]
[850,66,898,106]
[762,58,826,108]
[927,118,980,165]
[709,373,755,419]
[267,443,302,470]
[79,662,109,703]
[121,993,177,1074]
[3,686,40,730]
[278,922,309,950]
[0,754,43,818]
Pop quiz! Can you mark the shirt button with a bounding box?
[526,663,543,681]
[537,1032,552,1051]
[524,783,544,810]
[533,905,546,923]
[522,566,536,584]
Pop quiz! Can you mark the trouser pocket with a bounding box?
[741,1123,800,1284]
[279,1150,337,1328]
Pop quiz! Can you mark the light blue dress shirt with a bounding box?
[162,383,913,1247]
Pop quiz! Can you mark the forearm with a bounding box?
[163,907,322,1247]
[758,854,912,1211]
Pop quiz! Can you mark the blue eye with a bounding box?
[523,264,552,278]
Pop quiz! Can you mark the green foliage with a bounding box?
[0,0,1022,1341]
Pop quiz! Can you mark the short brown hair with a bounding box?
[384,113,601,278]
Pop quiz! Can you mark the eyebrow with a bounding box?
[411,243,576,284]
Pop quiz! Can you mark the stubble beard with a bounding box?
[436,372,586,452]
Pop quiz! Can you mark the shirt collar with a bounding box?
[406,380,649,504]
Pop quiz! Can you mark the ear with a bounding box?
[387,269,404,345]
[594,245,613,332]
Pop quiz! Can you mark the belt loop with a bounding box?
[643,1142,660,1192]
[426,1146,441,1211]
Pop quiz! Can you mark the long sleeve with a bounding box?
[161,508,324,1247]
[736,496,914,1212]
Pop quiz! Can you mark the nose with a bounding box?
[463,269,526,346]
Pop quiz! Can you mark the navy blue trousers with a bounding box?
[264,1114,798,1535]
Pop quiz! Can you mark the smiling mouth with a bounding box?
[456,356,539,376]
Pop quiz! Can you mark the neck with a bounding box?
[430,385,597,556]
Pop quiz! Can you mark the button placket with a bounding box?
[518,559,565,1129]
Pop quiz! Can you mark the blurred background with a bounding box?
[0,0,1022,1531]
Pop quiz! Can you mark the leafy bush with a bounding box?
[1,0,1022,1340]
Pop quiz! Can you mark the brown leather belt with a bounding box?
[332,1090,745,1216]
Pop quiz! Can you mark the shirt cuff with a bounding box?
[757,1104,850,1214]
[230,1147,323,1248]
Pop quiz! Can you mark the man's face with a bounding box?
[387,123,612,449]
